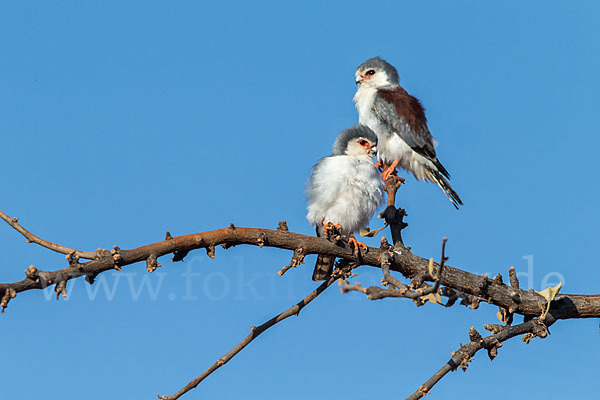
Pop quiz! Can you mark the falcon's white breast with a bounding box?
[306,153,384,235]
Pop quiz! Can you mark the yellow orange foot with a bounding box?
[322,221,341,236]
[381,168,393,182]
[381,159,401,183]
[348,233,368,256]
[321,220,331,236]
[374,160,384,172]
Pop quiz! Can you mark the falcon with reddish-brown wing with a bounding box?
[354,57,462,208]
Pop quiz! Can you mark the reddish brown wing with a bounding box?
[374,87,437,160]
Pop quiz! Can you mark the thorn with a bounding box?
[206,245,215,259]
[277,220,289,232]
[1,288,17,313]
[469,326,483,342]
[146,254,161,273]
[25,265,39,281]
[487,345,498,361]
[111,246,123,269]
[229,223,235,230]
[509,266,520,289]
[522,332,535,344]
[85,273,97,285]
[172,249,190,262]
[165,232,173,240]
[459,354,472,371]
[66,250,80,267]
[55,280,67,300]
[380,236,391,250]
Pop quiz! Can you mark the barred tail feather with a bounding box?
[428,169,463,209]
[312,254,334,281]
[312,226,335,281]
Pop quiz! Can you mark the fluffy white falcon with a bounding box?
[354,57,463,208]
[306,125,384,281]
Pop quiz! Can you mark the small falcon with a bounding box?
[354,57,463,208]
[306,125,384,281]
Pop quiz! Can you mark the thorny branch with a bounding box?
[1,204,599,317]
[405,315,555,400]
[1,213,598,319]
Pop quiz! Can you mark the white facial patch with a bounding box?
[345,138,373,156]
[357,69,392,89]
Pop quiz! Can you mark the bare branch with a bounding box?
[0,210,96,259]
[0,225,599,319]
[404,315,555,400]
[157,265,351,400]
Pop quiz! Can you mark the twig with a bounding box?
[157,268,347,400]
[278,246,306,276]
[0,210,96,259]
[430,237,448,295]
[404,315,555,400]
[339,280,367,294]
[342,238,448,304]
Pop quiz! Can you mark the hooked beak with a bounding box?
[355,75,364,85]
[370,145,377,155]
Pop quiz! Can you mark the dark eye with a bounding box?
[365,69,376,76]
[358,139,368,146]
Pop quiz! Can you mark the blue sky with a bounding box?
[1,1,599,399]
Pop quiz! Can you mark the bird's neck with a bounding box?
[353,85,377,110]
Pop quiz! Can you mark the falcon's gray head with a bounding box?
[333,125,378,156]
[355,57,399,88]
